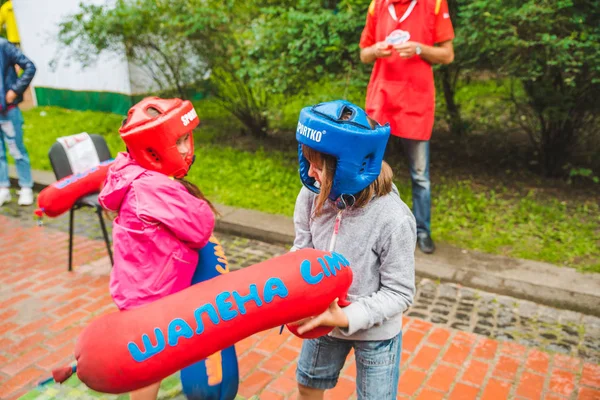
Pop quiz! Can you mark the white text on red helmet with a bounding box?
[181,109,198,127]
[297,122,325,142]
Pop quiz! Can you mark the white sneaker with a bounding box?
[17,187,34,206]
[0,187,11,206]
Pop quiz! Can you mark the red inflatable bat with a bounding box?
[35,160,113,218]
[73,248,352,394]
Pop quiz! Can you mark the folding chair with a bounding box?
[48,134,114,271]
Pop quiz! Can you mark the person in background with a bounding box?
[0,37,36,206]
[359,0,455,254]
[0,0,20,46]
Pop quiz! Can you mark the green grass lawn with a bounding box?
[19,105,600,273]
[21,107,126,171]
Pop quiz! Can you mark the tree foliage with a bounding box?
[56,0,213,99]
[57,0,271,137]
[459,0,600,175]
[239,0,372,95]
[55,0,600,175]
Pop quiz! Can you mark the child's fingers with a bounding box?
[297,315,324,335]
[288,317,311,327]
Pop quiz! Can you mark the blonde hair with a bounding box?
[302,144,393,216]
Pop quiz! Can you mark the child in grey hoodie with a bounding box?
[290,100,416,400]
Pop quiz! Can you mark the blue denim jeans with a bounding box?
[296,333,402,399]
[0,107,32,188]
[400,138,430,237]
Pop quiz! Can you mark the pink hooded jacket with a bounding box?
[99,152,215,311]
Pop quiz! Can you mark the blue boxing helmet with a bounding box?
[296,100,391,203]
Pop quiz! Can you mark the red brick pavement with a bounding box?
[1,214,599,399]
[0,215,113,399]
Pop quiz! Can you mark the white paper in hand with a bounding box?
[386,29,411,45]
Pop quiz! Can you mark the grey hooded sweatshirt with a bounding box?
[292,184,416,341]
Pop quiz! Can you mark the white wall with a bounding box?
[13,0,132,95]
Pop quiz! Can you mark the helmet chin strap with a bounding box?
[335,194,355,210]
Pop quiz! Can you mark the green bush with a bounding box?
[240,0,371,95]
[459,0,600,176]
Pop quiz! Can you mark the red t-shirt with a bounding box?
[360,0,455,48]
[358,0,455,140]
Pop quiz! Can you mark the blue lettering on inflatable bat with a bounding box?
[232,284,263,314]
[167,318,194,346]
[263,277,289,303]
[324,252,349,274]
[128,327,166,362]
[216,292,238,321]
[333,252,350,266]
[127,274,303,362]
[194,303,221,334]
[318,257,331,277]
[301,254,349,284]
[317,256,339,276]
[300,259,324,284]
[324,255,341,273]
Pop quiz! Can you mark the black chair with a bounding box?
[48,134,114,271]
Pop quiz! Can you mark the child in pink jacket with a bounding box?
[99,97,216,400]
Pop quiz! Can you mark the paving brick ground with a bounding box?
[407,281,600,365]
[0,215,113,399]
[1,205,599,399]
[3,198,599,366]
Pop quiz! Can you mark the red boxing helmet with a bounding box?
[119,97,199,178]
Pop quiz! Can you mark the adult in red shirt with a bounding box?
[360,0,454,254]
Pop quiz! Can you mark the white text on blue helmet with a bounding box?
[297,122,325,143]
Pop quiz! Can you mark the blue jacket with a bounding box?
[0,38,36,111]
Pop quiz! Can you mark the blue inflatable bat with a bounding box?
[180,236,239,400]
